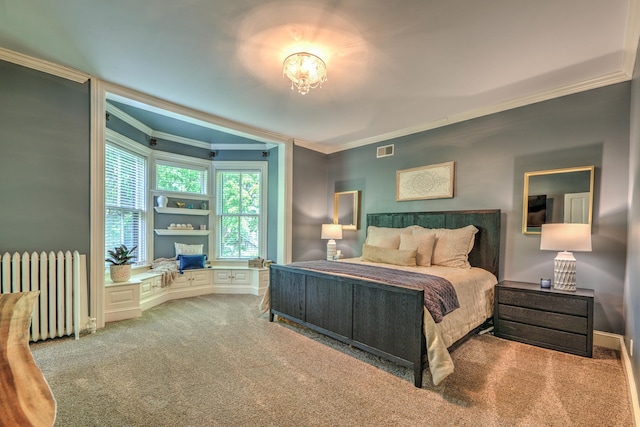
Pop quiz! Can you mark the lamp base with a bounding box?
[553,251,577,291]
[326,239,337,261]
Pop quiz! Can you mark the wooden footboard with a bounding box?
[270,264,426,387]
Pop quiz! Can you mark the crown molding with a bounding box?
[292,138,333,155]
[319,70,632,155]
[105,102,153,135]
[0,47,89,83]
[102,82,290,146]
[106,100,275,151]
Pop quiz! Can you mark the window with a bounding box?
[105,143,147,265]
[215,163,266,259]
[156,161,207,194]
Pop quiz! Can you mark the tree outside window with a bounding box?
[156,163,207,194]
[217,169,262,259]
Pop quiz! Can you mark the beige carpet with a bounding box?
[30,294,633,426]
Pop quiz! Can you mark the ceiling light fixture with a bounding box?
[283,52,327,95]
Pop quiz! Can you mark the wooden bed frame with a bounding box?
[269,209,501,387]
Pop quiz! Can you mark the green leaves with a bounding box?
[105,244,138,265]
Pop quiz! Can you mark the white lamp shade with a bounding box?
[540,223,592,252]
[321,224,343,240]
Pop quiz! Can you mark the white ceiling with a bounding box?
[0,0,637,153]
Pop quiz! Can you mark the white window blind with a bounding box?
[105,143,147,265]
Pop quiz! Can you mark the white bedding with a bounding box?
[340,258,497,385]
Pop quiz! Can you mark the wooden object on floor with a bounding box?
[494,280,594,357]
[0,291,56,427]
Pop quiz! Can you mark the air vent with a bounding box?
[376,144,394,158]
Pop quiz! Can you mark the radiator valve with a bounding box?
[88,317,97,334]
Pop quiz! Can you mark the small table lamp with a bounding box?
[540,223,592,291]
[321,224,343,260]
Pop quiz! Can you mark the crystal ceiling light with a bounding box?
[283,52,327,95]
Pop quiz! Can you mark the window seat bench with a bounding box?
[104,266,268,323]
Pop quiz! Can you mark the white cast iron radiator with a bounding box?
[0,251,88,342]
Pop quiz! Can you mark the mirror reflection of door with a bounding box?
[564,192,590,223]
[522,166,594,234]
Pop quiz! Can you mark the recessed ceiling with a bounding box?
[0,0,637,153]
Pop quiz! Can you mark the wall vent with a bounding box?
[376,144,394,158]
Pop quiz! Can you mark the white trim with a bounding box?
[594,331,640,426]
[152,150,213,170]
[106,101,277,151]
[594,330,623,350]
[305,71,632,155]
[105,128,152,157]
[151,131,211,150]
[212,161,268,261]
[280,139,294,264]
[105,103,153,135]
[90,79,106,329]
[104,85,290,145]
[623,0,640,77]
[0,47,90,83]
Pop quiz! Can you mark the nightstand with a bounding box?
[494,280,594,357]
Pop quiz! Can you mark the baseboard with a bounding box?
[594,330,622,350]
[594,330,640,426]
[211,284,255,295]
[104,307,142,323]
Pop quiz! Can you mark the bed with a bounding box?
[269,209,501,387]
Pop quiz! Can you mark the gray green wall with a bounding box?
[292,146,330,261]
[293,82,631,335]
[0,60,90,255]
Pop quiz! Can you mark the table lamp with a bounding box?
[321,224,343,260]
[540,223,592,291]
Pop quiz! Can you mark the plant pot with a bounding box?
[109,264,131,283]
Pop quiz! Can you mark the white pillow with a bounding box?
[413,225,478,268]
[361,244,417,267]
[399,233,436,267]
[174,243,204,257]
[365,226,411,249]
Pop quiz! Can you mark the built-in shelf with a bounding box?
[154,207,211,216]
[154,229,211,236]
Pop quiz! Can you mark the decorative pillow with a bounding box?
[414,225,478,268]
[399,233,436,267]
[365,226,411,249]
[361,244,417,267]
[175,243,204,258]
[177,254,207,273]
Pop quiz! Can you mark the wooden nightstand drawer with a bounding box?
[498,320,588,354]
[498,288,588,316]
[498,304,588,335]
[494,280,594,357]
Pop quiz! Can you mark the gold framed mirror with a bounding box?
[334,190,360,230]
[523,165,594,234]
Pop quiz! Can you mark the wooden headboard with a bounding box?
[366,209,501,277]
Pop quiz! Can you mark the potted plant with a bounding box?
[106,244,137,282]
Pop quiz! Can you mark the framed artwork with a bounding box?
[396,161,454,201]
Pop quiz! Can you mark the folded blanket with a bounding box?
[150,258,178,287]
[287,260,459,323]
